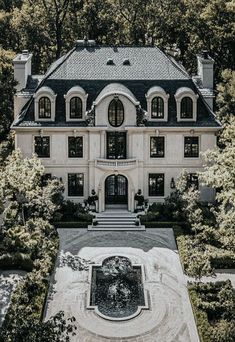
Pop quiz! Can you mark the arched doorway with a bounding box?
[105,174,128,205]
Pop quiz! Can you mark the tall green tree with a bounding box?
[216,69,235,122]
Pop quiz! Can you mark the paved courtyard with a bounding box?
[45,228,199,342]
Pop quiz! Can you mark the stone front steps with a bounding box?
[88,210,145,231]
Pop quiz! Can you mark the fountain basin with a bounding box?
[87,256,149,321]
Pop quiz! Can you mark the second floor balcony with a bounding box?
[95,158,138,171]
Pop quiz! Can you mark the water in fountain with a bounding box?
[90,256,145,318]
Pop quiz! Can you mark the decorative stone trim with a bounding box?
[34,86,57,122]
[175,87,198,122]
[64,86,88,121]
[146,86,169,122]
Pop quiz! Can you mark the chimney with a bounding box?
[13,50,32,92]
[196,50,214,110]
[197,50,214,89]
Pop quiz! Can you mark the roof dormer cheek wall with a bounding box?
[175,87,199,122]
[146,86,169,122]
[95,94,137,128]
[64,86,88,121]
[34,86,57,122]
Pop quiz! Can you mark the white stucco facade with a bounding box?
[12,44,220,212]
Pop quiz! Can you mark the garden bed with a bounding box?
[188,281,235,342]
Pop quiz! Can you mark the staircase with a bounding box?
[88,210,145,231]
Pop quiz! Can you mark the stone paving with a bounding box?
[45,228,199,342]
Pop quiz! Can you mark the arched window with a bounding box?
[38,97,51,118]
[70,97,82,119]
[151,97,164,118]
[180,97,193,118]
[108,99,124,127]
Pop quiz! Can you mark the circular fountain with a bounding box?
[88,256,148,320]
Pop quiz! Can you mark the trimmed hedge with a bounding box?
[188,281,235,342]
[53,221,88,228]
[0,252,34,271]
[188,287,212,342]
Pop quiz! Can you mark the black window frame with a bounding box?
[106,131,127,159]
[70,97,83,119]
[68,173,84,197]
[108,99,124,127]
[38,97,51,119]
[151,96,164,119]
[149,173,165,197]
[150,136,165,158]
[180,97,193,119]
[68,136,83,158]
[184,137,199,158]
[34,136,50,158]
[187,173,199,189]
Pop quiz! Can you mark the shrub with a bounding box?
[188,281,235,342]
[0,253,34,271]
[55,200,87,222]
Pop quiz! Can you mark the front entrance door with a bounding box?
[106,132,126,159]
[105,175,128,205]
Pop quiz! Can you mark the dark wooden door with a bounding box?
[105,175,128,204]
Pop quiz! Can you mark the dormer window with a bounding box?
[180,97,193,119]
[39,97,51,118]
[108,99,124,127]
[151,97,164,119]
[64,86,88,121]
[34,86,56,121]
[70,97,82,119]
[146,86,169,122]
[175,87,198,122]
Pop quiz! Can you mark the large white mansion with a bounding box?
[12,39,220,212]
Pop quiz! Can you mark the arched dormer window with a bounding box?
[146,87,169,122]
[175,87,198,122]
[70,97,82,119]
[108,99,124,127]
[34,86,56,121]
[151,97,164,118]
[64,86,88,121]
[180,97,193,118]
[39,97,51,118]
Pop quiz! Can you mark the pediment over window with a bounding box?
[94,83,139,106]
[146,86,169,122]
[34,86,57,121]
[175,87,198,122]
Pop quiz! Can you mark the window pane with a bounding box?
[68,173,84,196]
[68,137,83,158]
[34,136,50,157]
[150,137,165,157]
[151,97,164,118]
[187,173,199,189]
[38,97,51,118]
[184,137,199,157]
[180,97,193,118]
[149,173,164,196]
[70,97,82,118]
[108,99,124,127]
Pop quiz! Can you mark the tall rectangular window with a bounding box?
[187,173,199,189]
[150,137,165,158]
[34,136,50,158]
[184,137,199,158]
[149,173,164,196]
[68,137,83,158]
[68,173,84,196]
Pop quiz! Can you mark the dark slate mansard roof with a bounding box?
[12,45,220,128]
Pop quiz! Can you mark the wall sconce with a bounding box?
[170,177,176,189]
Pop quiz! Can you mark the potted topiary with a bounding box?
[87,189,98,212]
[134,189,145,212]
